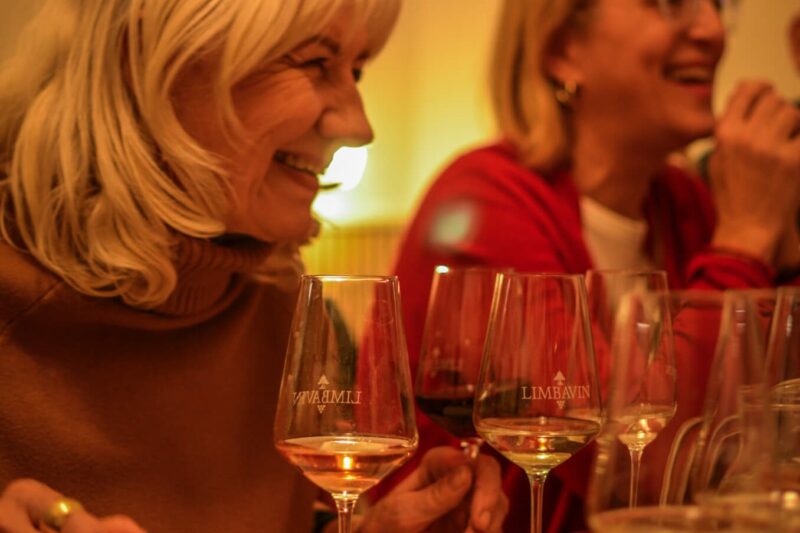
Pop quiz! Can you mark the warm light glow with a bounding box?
[312,193,348,223]
[341,455,354,471]
[321,146,369,191]
[783,491,799,510]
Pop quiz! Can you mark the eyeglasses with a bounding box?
[654,0,740,29]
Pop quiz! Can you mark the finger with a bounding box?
[67,513,146,533]
[719,81,773,124]
[2,478,63,527]
[769,104,800,140]
[469,455,504,531]
[2,480,144,533]
[401,464,473,527]
[0,498,39,533]
[58,509,104,533]
[99,515,147,533]
[396,446,469,491]
[747,90,786,134]
[486,492,509,532]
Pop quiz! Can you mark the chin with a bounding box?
[253,216,315,244]
[670,118,715,148]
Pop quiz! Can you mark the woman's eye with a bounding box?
[300,57,330,74]
[352,68,363,83]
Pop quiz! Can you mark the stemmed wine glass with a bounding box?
[761,287,800,525]
[415,266,502,458]
[586,270,675,508]
[274,275,418,533]
[587,290,776,532]
[474,272,603,533]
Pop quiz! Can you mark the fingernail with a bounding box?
[477,510,492,529]
[449,465,471,489]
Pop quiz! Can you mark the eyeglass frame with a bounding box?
[654,0,740,29]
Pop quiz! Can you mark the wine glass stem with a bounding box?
[334,497,358,533]
[460,437,483,460]
[528,472,548,533]
[628,447,643,508]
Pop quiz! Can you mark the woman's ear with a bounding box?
[544,26,585,86]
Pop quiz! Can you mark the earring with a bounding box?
[554,80,579,106]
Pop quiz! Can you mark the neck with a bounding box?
[570,123,669,220]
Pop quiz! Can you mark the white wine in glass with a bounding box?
[274,276,418,533]
[474,273,603,533]
[586,270,675,507]
[615,404,675,450]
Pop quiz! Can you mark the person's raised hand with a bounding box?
[0,478,145,533]
[710,80,800,267]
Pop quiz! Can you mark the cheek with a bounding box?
[235,78,324,144]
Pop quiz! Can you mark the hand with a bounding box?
[0,479,145,533]
[710,81,800,266]
[358,447,508,533]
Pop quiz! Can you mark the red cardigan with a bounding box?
[377,142,778,532]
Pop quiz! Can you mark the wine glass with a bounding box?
[588,290,778,532]
[274,275,418,533]
[415,265,502,459]
[690,291,775,504]
[474,272,603,533]
[660,290,734,507]
[586,271,674,508]
[763,287,800,526]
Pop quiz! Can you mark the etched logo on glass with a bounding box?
[293,374,363,413]
[520,371,591,408]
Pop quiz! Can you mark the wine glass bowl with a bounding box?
[415,266,502,457]
[274,275,418,533]
[474,272,602,533]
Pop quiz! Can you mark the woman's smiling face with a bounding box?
[172,5,375,242]
[554,0,726,154]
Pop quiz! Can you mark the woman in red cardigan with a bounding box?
[382,0,800,531]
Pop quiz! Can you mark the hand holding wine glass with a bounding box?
[415,266,502,459]
[274,276,417,533]
[474,273,603,533]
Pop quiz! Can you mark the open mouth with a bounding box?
[274,151,326,177]
[664,65,714,86]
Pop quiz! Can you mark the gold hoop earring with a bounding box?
[554,80,579,106]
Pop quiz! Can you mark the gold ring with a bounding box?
[40,497,83,532]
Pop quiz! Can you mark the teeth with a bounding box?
[667,67,713,83]
[275,151,324,176]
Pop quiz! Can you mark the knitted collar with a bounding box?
[153,235,273,316]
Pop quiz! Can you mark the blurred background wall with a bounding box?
[1,0,798,275]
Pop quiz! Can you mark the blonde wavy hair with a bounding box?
[491,0,591,171]
[0,0,399,308]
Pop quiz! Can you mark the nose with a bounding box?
[319,82,375,148]
[686,0,726,49]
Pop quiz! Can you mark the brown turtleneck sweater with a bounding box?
[0,236,316,532]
